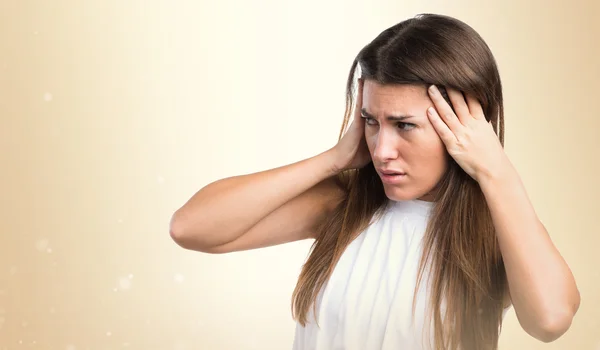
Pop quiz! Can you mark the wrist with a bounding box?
[321,148,344,177]
[477,156,518,192]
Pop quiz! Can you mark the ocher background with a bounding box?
[1,0,598,349]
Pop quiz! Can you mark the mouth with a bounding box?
[377,168,406,176]
[380,171,405,176]
[377,169,408,184]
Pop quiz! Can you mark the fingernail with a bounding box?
[429,85,437,94]
[427,107,435,115]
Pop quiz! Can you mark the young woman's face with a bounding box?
[361,80,449,201]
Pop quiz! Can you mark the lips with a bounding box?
[377,168,408,185]
[378,169,406,176]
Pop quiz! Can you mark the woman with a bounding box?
[169,13,580,350]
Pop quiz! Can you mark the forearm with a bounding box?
[170,149,341,248]
[478,158,580,342]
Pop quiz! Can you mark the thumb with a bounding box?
[353,79,364,121]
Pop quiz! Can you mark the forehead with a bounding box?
[362,81,431,114]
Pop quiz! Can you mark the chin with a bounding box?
[382,185,430,202]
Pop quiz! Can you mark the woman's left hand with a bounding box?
[426,85,509,183]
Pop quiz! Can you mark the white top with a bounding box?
[292,199,510,350]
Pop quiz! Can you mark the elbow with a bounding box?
[169,209,236,254]
[169,210,207,251]
[531,314,573,343]
[527,296,581,343]
[169,225,189,249]
[169,210,191,248]
[169,210,229,254]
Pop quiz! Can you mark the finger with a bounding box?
[353,79,364,121]
[447,88,471,124]
[427,106,457,146]
[428,85,463,133]
[465,94,485,120]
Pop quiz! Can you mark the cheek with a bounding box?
[364,130,377,154]
[408,134,448,170]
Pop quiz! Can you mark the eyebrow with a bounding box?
[360,108,417,121]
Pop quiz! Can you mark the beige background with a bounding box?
[1,0,598,349]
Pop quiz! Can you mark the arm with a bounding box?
[170,80,368,254]
[425,84,580,343]
[169,149,345,253]
[479,159,580,343]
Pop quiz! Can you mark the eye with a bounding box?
[398,122,416,131]
[361,116,378,125]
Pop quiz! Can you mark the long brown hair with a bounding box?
[291,13,508,350]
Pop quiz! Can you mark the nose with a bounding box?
[372,129,399,163]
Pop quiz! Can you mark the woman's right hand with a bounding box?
[329,79,372,173]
